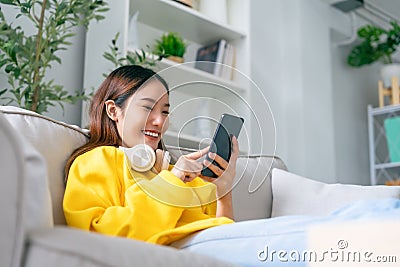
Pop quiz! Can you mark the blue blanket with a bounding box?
[174,198,400,267]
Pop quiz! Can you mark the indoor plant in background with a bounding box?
[347,21,400,87]
[153,32,187,63]
[0,0,108,114]
[103,32,160,73]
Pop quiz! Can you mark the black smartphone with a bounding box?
[201,114,244,178]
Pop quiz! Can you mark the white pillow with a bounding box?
[271,169,400,217]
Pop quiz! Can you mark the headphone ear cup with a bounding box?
[119,144,156,172]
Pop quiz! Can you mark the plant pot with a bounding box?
[380,63,400,87]
[167,56,184,63]
[173,0,193,8]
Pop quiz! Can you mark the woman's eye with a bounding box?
[143,106,152,111]
[162,110,170,115]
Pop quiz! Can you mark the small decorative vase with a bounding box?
[167,56,184,63]
[380,63,400,87]
[174,0,194,8]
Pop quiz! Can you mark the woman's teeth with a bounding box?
[143,131,159,138]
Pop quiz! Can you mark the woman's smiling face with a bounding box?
[114,78,170,150]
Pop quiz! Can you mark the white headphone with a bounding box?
[119,144,170,172]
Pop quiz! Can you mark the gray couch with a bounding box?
[3,106,400,267]
[0,106,287,267]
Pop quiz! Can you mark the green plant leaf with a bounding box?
[153,32,186,58]
[102,32,161,73]
[0,88,7,96]
[0,0,109,113]
[348,20,400,67]
[5,63,14,73]
[0,0,17,5]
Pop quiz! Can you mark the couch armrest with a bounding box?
[232,155,287,221]
[0,110,53,267]
[25,227,237,267]
[0,106,88,225]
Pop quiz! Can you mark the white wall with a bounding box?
[301,0,337,183]
[1,1,386,184]
[0,4,86,125]
[250,0,381,184]
[331,41,380,185]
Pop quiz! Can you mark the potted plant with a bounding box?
[153,32,187,63]
[347,21,400,87]
[0,0,108,114]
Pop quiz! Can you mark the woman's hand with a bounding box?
[171,146,209,182]
[201,136,239,220]
[202,136,239,198]
[153,149,169,174]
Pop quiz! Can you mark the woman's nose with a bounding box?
[150,111,164,126]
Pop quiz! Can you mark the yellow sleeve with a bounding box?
[63,147,192,241]
[184,178,218,217]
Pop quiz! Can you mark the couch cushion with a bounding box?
[271,169,400,217]
[0,106,88,225]
[233,155,287,221]
[167,146,287,220]
[0,111,52,267]
[25,227,237,267]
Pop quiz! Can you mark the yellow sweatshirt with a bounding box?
[63,146,233,245]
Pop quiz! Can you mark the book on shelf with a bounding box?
[194,39,236,80]
[219,42,236,80]
[195,39,226,76]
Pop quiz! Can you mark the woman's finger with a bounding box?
[184,171,199,182]
[185,146,210,160]
[207,136,239,170]
[153,149,164,173]
[172,155,204,181]
[230,136,239,164]
[208,152,228,170]
[203,159,224,177]
[174,164,202,175]
[200,175,215,183]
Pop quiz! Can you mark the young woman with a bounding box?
[63,65,238,245]
[64,65,400,267]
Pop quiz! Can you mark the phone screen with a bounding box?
[201,114,244,178]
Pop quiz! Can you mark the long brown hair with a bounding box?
[65,65,169,181]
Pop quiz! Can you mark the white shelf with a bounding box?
[154,57,247,97]
[375,162,400,169]
[368,104,400,185]
[370,104,400,115]
[129,0,246,44]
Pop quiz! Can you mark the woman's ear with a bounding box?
[105,100,119,122]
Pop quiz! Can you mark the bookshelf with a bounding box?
[128,0,246,44]
[83,0,251,152]
[156,57,246,97]
[368,104,400,185]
